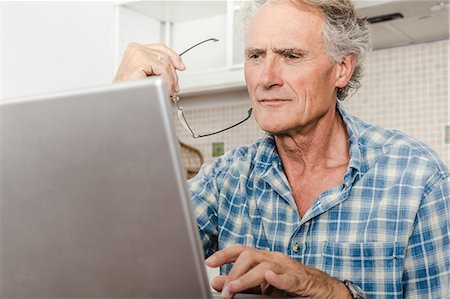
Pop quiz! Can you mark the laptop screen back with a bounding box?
[1,78,211,298]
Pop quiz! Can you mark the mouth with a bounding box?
[258,98,291,106]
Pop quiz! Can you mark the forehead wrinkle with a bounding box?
[245,1,330,63]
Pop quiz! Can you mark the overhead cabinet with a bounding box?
[114,0,247,96]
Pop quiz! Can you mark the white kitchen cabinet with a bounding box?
[114,0,247,96]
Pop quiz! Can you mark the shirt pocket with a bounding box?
[320,242,405,295]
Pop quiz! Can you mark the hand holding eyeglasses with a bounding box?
[114,38,252,138]
[113,43,186,97]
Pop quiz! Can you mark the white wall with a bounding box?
[1,1,116,101]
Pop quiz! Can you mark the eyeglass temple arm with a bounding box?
[195,108,253,139]
[179,38,219,56]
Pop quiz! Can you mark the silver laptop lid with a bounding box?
[1,78,211,298]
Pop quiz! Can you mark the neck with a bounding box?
[275,106,349,174]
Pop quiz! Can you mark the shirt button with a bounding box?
[292,242,300,253]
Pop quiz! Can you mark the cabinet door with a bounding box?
[172,14,227,73]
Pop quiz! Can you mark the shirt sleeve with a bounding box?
[403,175,450,298]
[188,160,224,258]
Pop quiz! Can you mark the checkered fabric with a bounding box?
[189,103,450,298]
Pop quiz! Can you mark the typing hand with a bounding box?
[205,244,352,299]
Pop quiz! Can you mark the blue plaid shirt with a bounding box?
[189,104,450,298]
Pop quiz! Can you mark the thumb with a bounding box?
[168,53,186,71]
[175,57,186,71]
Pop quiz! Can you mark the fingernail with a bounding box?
[221,286,230,298]
[205,255,217,264]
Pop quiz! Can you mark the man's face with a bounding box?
[244,1,342,135]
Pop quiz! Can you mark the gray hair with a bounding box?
[237,0,372,100]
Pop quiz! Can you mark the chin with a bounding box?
[254,111,291,134]
[257,121,290,135]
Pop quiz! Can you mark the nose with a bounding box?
[258,56,283,90]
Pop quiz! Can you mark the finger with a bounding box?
[160,61,178,95]
[210,275,227,292]
[146,50,178,96]
[225,262,272,297]
[224,248,260,285]
[145,43,186,71]
[151,67,176,97]
[205,245,249,268]
[148,44,186,95]
[168,62,180,93]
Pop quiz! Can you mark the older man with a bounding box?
[114,0,450,298]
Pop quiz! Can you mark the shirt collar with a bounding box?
[336,102,364,186]
[254,133,280,175]
[338,102,383,184]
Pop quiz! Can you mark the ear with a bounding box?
[335,54,356,88]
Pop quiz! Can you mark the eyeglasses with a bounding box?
[172,38,253,139]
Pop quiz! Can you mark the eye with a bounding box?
[280,48,306,62]
[286,54,298,60]
[246,49,264,60]
[247,53,260,59]
[284,51,301,61]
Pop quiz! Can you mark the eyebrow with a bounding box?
[245,47,265,56]
[245,47,309,57]
[275,48,309,57]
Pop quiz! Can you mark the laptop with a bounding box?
[1,78,301,298]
